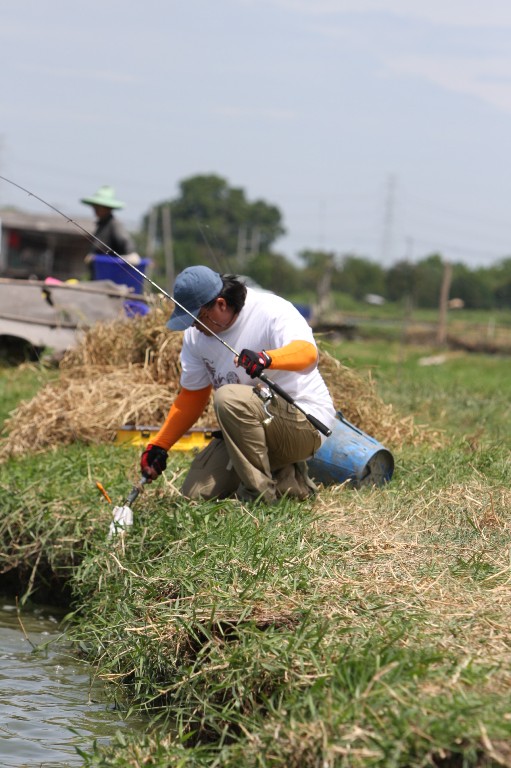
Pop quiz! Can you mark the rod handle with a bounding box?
[258,373,332,437]
[306,413,332,438]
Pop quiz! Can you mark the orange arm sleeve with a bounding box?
[265,340,318,371]
[151,386,212,450]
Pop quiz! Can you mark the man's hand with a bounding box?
[237,349,272,379]
[141,444,168,480]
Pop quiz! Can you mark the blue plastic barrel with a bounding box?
[307,411,394,488]
[92,255,150,293]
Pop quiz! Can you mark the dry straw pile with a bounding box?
[0,301,425,461]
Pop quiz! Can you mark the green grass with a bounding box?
[0,363,57,432]
[1,345,511,766]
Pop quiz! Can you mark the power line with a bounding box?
[404,191,511,232]
[405,236,508,261]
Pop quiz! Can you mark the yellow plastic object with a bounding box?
[114,425,214,452]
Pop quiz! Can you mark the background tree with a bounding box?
[137,173,511,313]
[143,174,286,277]
[244,251,302,294]
[450,263,494,309]
[298,250,339,315]
[335,255,385,301]
[491,257,511,308]
[414,254,445,308]
[385,260,417,304]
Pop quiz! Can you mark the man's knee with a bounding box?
[181,476,216,500]
[273,462,318,500]
[180,437,239,500]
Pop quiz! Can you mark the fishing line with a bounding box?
[0,175,168,297]
[0,175,331,436]
[0,175,234,349]
[197,220,236,274]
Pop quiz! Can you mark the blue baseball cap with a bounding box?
[167,266,223,331]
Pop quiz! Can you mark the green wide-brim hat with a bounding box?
[80,185,125,209]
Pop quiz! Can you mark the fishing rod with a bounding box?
[0,175,332,437]
[196,221,231,273]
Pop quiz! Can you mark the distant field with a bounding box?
[291,293,511,350]
[292,291,511,326]
[322,338,511,448]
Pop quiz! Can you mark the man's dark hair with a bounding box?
[204,274,247,314]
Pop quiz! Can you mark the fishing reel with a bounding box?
[253,382,275,425]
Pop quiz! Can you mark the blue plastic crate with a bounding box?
[92,255,150,293]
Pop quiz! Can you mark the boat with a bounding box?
[0,277,148,359]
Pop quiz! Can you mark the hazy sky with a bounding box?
[1,0,511,269]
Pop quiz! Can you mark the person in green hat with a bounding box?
[81,185,141,276]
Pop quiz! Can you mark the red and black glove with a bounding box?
[238,349,272,379]
[141,443,168,480]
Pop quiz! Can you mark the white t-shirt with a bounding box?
[179,288,337,440]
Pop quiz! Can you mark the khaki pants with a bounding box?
[181,384,321,503]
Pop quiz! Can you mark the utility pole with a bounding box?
[0,135,3,209]
[436,260,452,346]
[249,226,260,258]
[146,206,157,262]
[236,225,247,268]
[161,204,174,294]
[314,253,335,321]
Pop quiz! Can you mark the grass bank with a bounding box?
[0,343,510,767]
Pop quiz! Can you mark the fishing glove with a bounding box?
[238,349,272,378]
[141,444,168,479]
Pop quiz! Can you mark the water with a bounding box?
[0,599,142,767]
